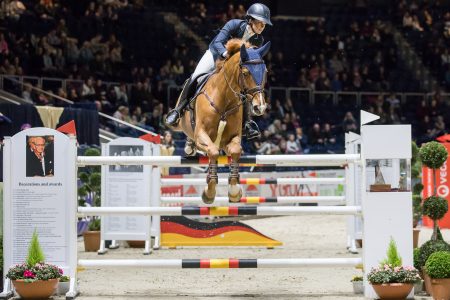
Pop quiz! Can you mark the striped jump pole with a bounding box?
[160,196,345,205]
[77,154,360,167]
[161,177,346,185]
[78,257,363,269]
[78,205,361,216]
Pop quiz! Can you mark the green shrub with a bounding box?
[418,240,450,271]
[88,218,101,231]
[84,148,101,156]
[351,275,363,282]
[413,248,420,270]
[413,183,424,195]
[419,141,448,169]
[380,238,402,267]
[424,251,450,279]
[413,195,423,225]
[412,141,420,165]
[26,230,45,266]
[423,196,448,221]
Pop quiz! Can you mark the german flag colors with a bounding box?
[181,206,257,216]
[182,259,257,268]
[161,216,282,247]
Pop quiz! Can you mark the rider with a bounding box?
[165,3,272,140]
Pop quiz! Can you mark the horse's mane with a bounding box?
[215,39,251,72]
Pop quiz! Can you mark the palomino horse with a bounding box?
[170,39,270,204]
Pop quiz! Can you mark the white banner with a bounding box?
[101,138,151,241]
[3,128,76,274]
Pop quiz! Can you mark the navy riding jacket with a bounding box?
[209,19,264,61]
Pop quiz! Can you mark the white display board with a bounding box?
[101,138,152,242]
[2,128,77,297]
[361,124,413,298]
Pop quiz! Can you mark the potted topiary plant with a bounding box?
[78,147,102,252]
[350,275,363,294]
[419,141,448,241]
[417,239,450,295]
[367,238,421,299]
[6,230,62,299]
[424,251,450,300]
[83,218,101,252]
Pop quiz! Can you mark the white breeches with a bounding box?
[192,50,215,80]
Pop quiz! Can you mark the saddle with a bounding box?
[186,71,215,131]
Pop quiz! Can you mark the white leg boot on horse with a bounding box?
[195,129,220,204]
[184,139,197,156]
[226,136,243,203]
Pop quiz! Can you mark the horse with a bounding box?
[170,39,270,204]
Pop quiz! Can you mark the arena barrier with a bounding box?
[2,111,413,299]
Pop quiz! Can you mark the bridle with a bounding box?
[223,58,267,103]
[200,55,267,121]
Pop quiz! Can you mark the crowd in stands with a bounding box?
[0,0,448,155]
[394,0,450,90]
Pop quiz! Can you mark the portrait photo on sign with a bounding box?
[26,135,54,177]
[109,145,143,173]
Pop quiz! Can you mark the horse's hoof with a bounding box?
[202,188,215,204]
[228,186,242,203]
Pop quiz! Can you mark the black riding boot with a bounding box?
[165,77,196,126]
[243,102,261,140]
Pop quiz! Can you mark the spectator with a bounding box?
[286,133,301,154]
[0,33,9,55]
[81,78,96,100]
[342,111,358,132]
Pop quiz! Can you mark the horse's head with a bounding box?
[239,42,271,116]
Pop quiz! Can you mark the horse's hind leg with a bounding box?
[195,129,219,204]
[226,136,243,203]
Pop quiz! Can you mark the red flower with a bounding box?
[23,270,35,278]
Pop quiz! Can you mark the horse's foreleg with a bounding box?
[226,136,242,203]
[195,129,219,204]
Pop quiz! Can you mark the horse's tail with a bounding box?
[213,120,227,147]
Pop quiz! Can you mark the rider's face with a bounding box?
[251,20,266,34]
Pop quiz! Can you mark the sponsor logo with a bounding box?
[161,186,183,196]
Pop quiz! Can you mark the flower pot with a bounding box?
[414,279,424,294]
[371,283,413,299]
[83,230,101,252]
[413,228,420,248]
[57,281,70,296]
[352,281,364,294]
[430,278,450,300]
[13,279,59,299]
[424,271,433,296]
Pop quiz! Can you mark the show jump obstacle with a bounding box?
[1,111,413,299]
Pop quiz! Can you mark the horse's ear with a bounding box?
[240,44,249,62]
[257,41,271,57]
